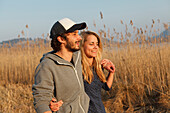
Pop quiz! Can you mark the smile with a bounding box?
[91,51,97,53]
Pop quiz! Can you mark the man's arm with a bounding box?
[32,62,54,113]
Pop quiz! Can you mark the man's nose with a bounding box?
[77,35,82,41]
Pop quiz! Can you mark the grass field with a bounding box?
[0,19,169,113]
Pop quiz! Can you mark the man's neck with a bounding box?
[55,49,73,62]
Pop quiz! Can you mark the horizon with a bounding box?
[1,27,169,45]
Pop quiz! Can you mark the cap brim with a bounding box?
[66,22,86,33]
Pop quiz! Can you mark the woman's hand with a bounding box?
[101,59,115,88]
[49,98,63,112]
[101,59,115,73]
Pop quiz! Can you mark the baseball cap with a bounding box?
[50,18,87,38]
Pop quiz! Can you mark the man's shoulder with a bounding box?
[40,51,60,63]
[40,56,56,66]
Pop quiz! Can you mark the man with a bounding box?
[32,18,90,113]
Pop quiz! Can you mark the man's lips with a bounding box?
[75,41,80,45]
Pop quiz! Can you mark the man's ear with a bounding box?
[57,36,66,44]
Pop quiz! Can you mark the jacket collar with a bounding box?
[41,50,80,67]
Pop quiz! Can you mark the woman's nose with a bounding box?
[94,44,98,49]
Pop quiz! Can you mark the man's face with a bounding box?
[65,30,82,52]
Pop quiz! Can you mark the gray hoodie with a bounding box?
[32,51,89,113]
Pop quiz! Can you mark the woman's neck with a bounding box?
[87,57,94,66]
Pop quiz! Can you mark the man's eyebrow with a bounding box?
[74,30,78,33]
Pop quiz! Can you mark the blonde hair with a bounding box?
[80,31,106,84]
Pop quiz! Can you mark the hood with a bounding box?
[40,51,56,62]
[40,50,80,66]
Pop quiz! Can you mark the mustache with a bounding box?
[75,41,80,44]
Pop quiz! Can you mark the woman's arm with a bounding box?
[106,72,114,88]
[101,59,115,88]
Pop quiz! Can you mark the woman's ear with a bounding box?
[57,36,66,44]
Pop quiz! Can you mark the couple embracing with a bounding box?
[32,18,115,113]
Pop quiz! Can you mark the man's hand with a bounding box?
[101,59,115,73]
[49,98,63,112]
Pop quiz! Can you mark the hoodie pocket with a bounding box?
[70,96,85,113]
[58,96,85,113]
[57,104,71,113]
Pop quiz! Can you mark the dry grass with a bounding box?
[0,19,169,112]
[0,82,35,113]
[0,38,51,84]
[102,43,170,112]
[100,19,170,112]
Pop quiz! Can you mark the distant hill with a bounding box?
[152,27,170,41]
[0,37,50,47]
[0,38,32,46]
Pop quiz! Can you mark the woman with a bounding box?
[80,31,115,113]
[50,31,115,113]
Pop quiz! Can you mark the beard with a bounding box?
[65,40,80,52]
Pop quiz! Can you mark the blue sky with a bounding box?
[0,0,169,42]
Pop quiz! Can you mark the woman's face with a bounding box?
[83,34,99,58]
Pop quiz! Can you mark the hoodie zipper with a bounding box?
[73,52,85,113]
[56,52,82,88]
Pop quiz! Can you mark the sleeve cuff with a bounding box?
[103,82,112,91]
[35,103,51,113]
